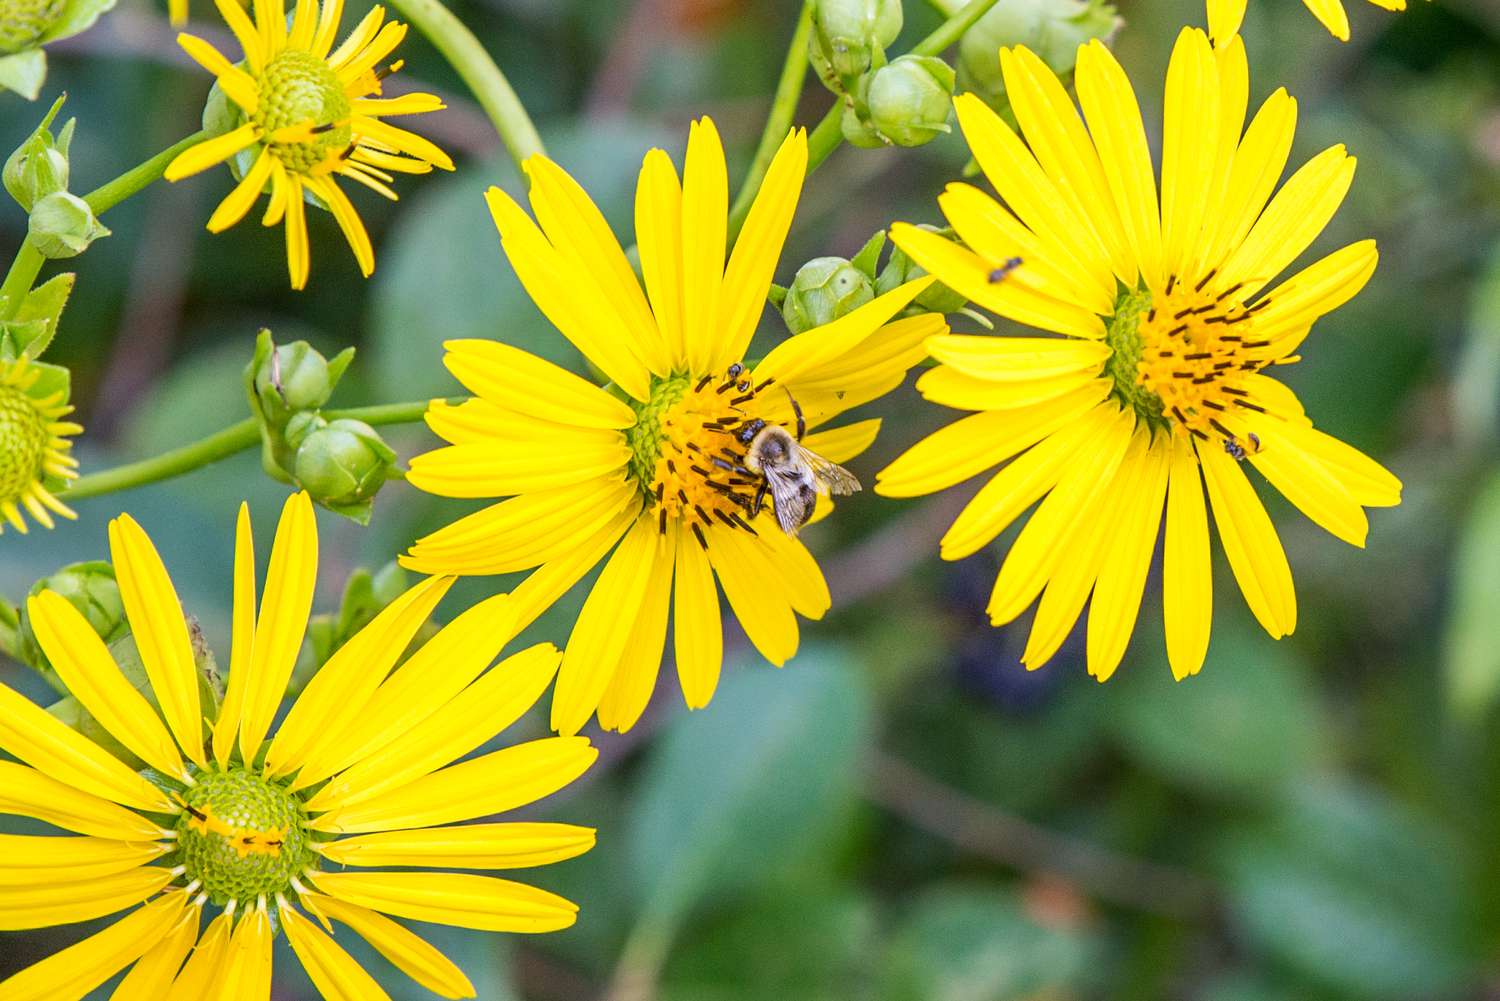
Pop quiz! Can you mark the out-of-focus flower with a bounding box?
[0,354,78,534]
[1208,0,1407,43]
[881,31,1401,681]
[0,492,596,1000]
[0,0,115,99]
[953,0,1119,115]
[165,0,453,289]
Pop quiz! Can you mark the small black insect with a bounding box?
[988,256,1023,283]
[1223,432,1261,461]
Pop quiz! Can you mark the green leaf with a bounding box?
[40,0,117,44]
[1452,241,1500,448]
[0,50,46,101]
[1443,470,1500,720]
[7,271,74,358]
[1219,780,1475,999]
[1110,610,1324,799]
[624,647,873,939]
[878,884,1102,1001]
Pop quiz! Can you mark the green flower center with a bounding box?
[1104,279,1270,445]
[0,385,49,501]
[254,50,353,173]
[0,0,64,53]
[626,374,691,489]
[174,766,316,906]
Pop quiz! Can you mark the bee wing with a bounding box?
[794,442,862,496]
[762,465,815,536]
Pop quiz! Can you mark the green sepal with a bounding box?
[39,0,117,46]
[0,50,46,100]
[25,358,70,401]
[0,596,21,662]
[850,230,886,279]
[0,272,74,359]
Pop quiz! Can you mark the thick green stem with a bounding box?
[382,0,545,173]
[63,400,442,501]
[0,130,210,322]
[726,0,816,242]
[805,0,1002,177]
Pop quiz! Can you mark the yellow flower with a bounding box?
[880,30,1402,682]
[163,0,453,289]
[0,355,79,534]
[1207,0,1405,42]
[402,119,941,736]
[0,492,596,1001]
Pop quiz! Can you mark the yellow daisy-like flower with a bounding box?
[163,0,453,289]
[880,30,1402,682]
[401,119,941,736]
[0,355,80,535]
[1208,0,1405,42]
[0,492,596,1001]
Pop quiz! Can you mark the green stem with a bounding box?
[805,0,1002,176]
[0,130,210,322]
[63,400,442,501]
[726,0,816,242]
[382,0,546,173]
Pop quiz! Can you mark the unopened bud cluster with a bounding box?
[5,95,108,258]
[778,228,967,334]
[246,330,397,523]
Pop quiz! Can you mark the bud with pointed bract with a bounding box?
[863,54,955,147]
[4,94,72,211]
[27,190,108,258]
[245,330,354,432]
[809,0,902,96]
[876,224,969,313]
[18,561,126,671]
[782,256,876,334]
[288,415,397,523]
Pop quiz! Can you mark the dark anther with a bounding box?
[1208,418,1234,438]
[1183,352,1212,360]
[1166,274,1178,295]
[1174,306,1195,320]
[730,393,756,406]
[658,508,667,534]
[731,512,758,535]
[691,523,708,549]
[713,509,738,529]
[689,464,711,478]
[1169,324,1189,336]
[1194,269,1217,292]
[695,374,714,392]
[1215,281,1244,302]
[310,122,337,135]
[1233,399,1266,413]
[1221,386,1247,396]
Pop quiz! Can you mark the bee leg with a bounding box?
[751,481,769,519]
[783,387,806,440]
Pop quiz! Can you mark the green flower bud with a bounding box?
[290,416,397,521]
[27,189,108,259]
[956,0,1120,113]
[809,0,902,94]
[246,330,353,431]
[876,224,969,313]
[5,95,72,211]
[18,561,126,670]
[782,256,876,334]
[0,0,66,53]
[864,54,955,147]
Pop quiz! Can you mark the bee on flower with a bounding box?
[879,29,1401,683]
[401,118,944,736]
[0,492,595,1000]
[164,0,453,289]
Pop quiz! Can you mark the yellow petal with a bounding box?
[553,516,661,735]
[304,641,559,812]
[239,491,318,764]
[1159,29,1220,282]
[1271,417,1401,507]
[406,437,631,499]
[1246,421,1368,546]
[753,277,935,386]
[680,117,729,374]
[1198,87,1297,278]
[310,871,579,933]
[280,904,392,1001]
[109,514,206,767]
[0,834,167,886]
[283,179,311,290]
[0,684,173,815]
[212,907,272,1001]
[0,762,164,840]
[0,892,187,1001]
[917,366,1099,412]
[713,128,808,370]
[1199,441,1297,638]
[1207,0,1247,43]
[26,591,184,781]
[507,499,642,636]
[302,893,476,999]
[441,338,636,429]
[0,866,173,930]
[310,736,596,834]
[164,909,232,1001]
[215,0,265,70]
[308,175,375,278]
[1251,240,1378,349]
[1302,0,1351,39]
[110,900,200,1001]
[706,525,799,666]
[925,334,1111,382]
[790,313,944,397]
[292,592,517,791]
[163,124,259,182]
[597,527,676,733]
[207,146,275,234]
[635,147,688,367]
[673,520,723,709]
[214,504,256,767]
[265,574,453,778]
[802,419,881,464]
[318,822,596,870]
[176,35,259,114]
[1163,433,1213,680]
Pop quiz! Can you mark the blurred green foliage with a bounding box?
[3,0,1500,997]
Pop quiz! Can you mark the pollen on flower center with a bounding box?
[173,765,316,906]
[0,385,49,499]
[255,49,353,173]
[1104,276,1276,446]
[627,368,781,544]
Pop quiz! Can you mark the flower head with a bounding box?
[164,0,454,289]
[402,119,941,736]
[881,30,1401,682]
[0,492,595,1000]
[0,354,79,534]
[1207,0,1406,42]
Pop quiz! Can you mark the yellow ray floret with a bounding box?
[0,491,593,1001]
[879,28,1401,683]
[1207,0,1410,43]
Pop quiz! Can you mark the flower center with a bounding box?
[627,368,781,544]
[255,50,353,173]
[0,0,64,52]
[0,385,49,501]
[1105,277,1273,447]
[173,766,315,906]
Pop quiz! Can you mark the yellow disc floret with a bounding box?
[255,49,353,173]
[173,765,317,906]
